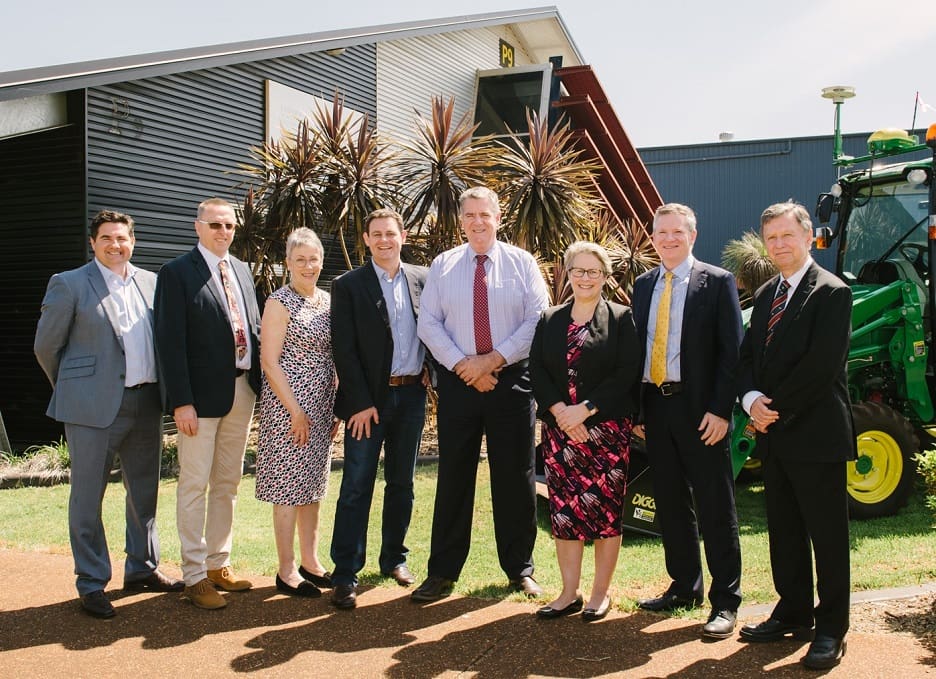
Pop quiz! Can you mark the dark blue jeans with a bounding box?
[330,383,426,586]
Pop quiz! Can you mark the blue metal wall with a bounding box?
[638,133,881,270]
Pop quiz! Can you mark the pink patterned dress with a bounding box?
[256,285,336,505]
[541,321,632,540]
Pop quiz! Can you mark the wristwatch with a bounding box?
[583,399,598,416]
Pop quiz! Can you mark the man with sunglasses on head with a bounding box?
[154,198,262,610]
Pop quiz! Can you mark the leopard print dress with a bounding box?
[256,285,336,505]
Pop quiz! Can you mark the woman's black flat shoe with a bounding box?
[536,596,584,619]
[582,597,611,622]
[298,566,333,589]
[276,574,322,598]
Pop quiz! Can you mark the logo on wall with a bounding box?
[499,39,515,68]
[108,98,144,138]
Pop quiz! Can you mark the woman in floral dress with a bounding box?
[530,241,641,621]
[257,227,338,597]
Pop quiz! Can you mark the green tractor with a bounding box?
[730,88,936,520]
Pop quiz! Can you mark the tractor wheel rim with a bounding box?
[848,429,904,504]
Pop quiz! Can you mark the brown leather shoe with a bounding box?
[206,566,252,592]
[183,578,227,609]
[383,565,416,587]
[123,569,184,592]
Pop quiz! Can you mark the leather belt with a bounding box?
[648,381,683,397]
[125,382,155,390]
[389,374,421,387]
[235,369,247,378]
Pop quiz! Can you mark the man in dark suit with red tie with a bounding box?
[155,198,262,610]
[738,202,854,670]
[631,203,743,640]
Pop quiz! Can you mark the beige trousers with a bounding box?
[176,374,256,585]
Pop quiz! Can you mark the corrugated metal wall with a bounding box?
[0,119,86,445]
[86,45,378,273]
[638,133,882,269]
[376,26,535,143]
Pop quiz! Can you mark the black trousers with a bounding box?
[427,365,537,581]
[643,389,743,611]
[764,452,850,638]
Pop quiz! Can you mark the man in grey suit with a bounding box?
[35,210,182,619]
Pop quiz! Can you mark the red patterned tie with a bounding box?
[765,279,790,347]
[219,260,248,360]
[473,254,493,355]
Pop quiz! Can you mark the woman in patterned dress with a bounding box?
[257,227,339,597]
[529,241,641,621]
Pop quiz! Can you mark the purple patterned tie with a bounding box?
[473,254,493,355]
[765,279,790,347]
[219,260,248,360]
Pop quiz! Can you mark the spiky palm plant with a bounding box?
[312,94,400,269]
[232,121,326,295]
[721,230,777,306]
[395,96,502,264]
[496,111,602,261]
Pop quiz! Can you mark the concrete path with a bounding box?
[1,548,933,677]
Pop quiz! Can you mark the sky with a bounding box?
[4,0,936,148]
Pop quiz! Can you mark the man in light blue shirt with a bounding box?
[35,210,182,619]
[412,186,549,602]
[330,209,429,609]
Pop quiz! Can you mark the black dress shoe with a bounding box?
[123,569,185,592]
[739,617,814,642]
[801,635,846,669]
[80,590,115,619]
[382,565,416,586]
[636,592,702,612]
[331,584,357,609]
[702,609,737,639]
[509,576,544,598]
[536,596,583,619]
[298,566,333,589]
[581,597,612,622]
[275,574,322,598]
[411,575,455,602]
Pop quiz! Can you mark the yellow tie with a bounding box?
[650,272,673,387]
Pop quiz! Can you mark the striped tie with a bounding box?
[765,279,790,347]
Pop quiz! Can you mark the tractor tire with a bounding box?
[848,402,918,519]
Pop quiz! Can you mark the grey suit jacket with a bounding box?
[34,261,157,428]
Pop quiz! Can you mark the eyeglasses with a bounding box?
[197,220,236,231]
[568,267,605,279]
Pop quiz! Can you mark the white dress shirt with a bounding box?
[94,259,157,387]
[197,243,253,370]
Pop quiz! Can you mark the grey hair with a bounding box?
[760,201,812,233]
[653,203,697,233]
[286,227,324,258]
[459,186,501,215]
[564,241,612,276]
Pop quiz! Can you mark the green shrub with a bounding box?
[914,448,936,515]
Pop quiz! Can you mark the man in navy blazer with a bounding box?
[631,203,743,639]
[35,210,182,619]
[737,202,853,670]
[154,198,261,610]
[329,208,429,609]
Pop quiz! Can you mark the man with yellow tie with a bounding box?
[631,203,744,640]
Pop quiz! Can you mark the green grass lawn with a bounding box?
[1,462,934,615]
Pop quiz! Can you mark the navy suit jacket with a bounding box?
[330,261,428,421]
[632,259,743,423]
[154,248,261,417]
